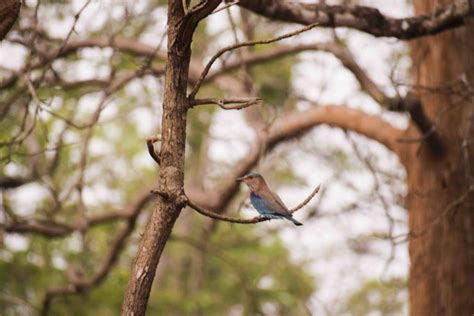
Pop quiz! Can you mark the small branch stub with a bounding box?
[146,134,162,165]
[189,97,262,110]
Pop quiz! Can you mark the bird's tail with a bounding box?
[285,215,303,226]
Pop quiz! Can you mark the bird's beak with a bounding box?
[236,176,245,181]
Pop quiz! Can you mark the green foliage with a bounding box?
[147,223,316,315]
[0,221,316,315]
[1,237,71,315]
[250,45,295,108]
[340,278,407,315]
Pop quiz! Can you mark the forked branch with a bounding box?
[188,22,319,100]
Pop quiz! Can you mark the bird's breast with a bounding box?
[250,192,269,213]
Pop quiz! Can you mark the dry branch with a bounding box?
[324,44,444,154]
[3,189,153,238]
[188,22,319,100]
[188,103,404,215]
[238,0,473,39]
[189,97,262,110]
[187,184,321,224]
[40,189,153,315]
[146,135,162,165]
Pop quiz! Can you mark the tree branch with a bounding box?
[188,22,319,100]
[317,44,444,154]
[187,184,321,224]
[3,189,153,238]
[268,105,404,155]
[200,41,442,154]
[238,0,473,39]
[188,104,404,214]
[386,93,444,154]
[189,97,262,110]
[0,36,168,92]
[40,189,152,315]
[146,135,162,165]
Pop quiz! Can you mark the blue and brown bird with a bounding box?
[237,173,303,226]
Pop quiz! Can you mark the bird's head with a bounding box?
[237,172,265,191]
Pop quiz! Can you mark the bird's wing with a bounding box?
[257,189,291,216]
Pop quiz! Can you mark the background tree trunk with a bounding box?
[405,1,474,315]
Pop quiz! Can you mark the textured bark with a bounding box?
[0,0,20,41]
[400,1,474,315]
[120,2,190,315]
[117,0,474,315]
[120,1,220,315]
[238,0,472,39]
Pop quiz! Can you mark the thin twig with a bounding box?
[40,190,152,315]
[210,0,240,15]
[188,22,319,100]
[289,184,321,213]
[146,135,162,165]
[189,97,262,110]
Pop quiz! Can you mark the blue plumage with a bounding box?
[238,173,303,226]
[250,192,282,219]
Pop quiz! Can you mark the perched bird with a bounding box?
[237,173,303,226]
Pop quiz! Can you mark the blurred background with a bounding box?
[0,0,413,315]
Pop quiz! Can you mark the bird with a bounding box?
[237,172,303,226]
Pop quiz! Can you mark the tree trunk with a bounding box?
[121,2,190,315]
[404,1,474,315]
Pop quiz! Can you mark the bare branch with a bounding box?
[55,0,92,57]
[211,0,240,15]
[40,190,153,315]
[146,135,162,165]
[268,105,404,155]
[188,22,319,100]
[0,36,167,92]
[3,189,153,238]
[188,103,405,215]
[238,0,473,39]
[320,44,444,154]
[187,184,320,224]
[390,93,444,154]
[189,97,262,110]
[289,184,322,214]
[188,37,442,155]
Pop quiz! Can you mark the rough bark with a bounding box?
[0,0,20,41]
[120,1,220,315]
[120,2,191,315]
[238,0,472,39]
[400,1,474,315]
[119,1,474,315]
